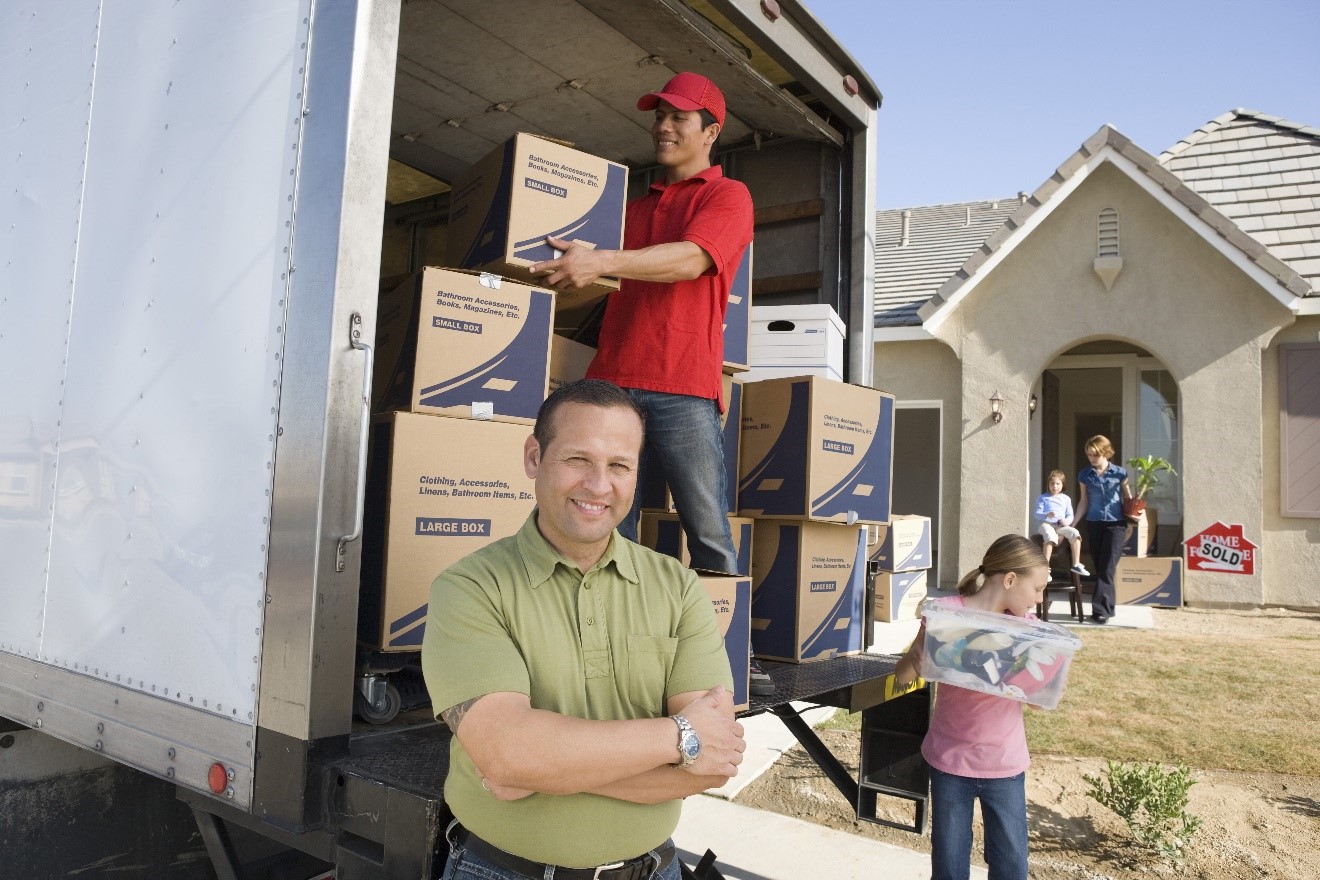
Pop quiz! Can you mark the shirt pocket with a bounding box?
[623,633,678,715]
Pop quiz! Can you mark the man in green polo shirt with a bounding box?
[422,379,744,880]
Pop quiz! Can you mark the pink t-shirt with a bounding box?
[920,596,1031,778]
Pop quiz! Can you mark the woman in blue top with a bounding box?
[1074,435,1138,624]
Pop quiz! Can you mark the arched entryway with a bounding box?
[1030,341,1183,557]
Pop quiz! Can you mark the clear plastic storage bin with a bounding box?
[920,602,1082,709]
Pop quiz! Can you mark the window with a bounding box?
[1280,343,1320,518]
[1097,208,1119,257]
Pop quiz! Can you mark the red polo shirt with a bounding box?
[587,166,753,409]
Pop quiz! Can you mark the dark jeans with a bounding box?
[440,823,680,880]
[929,766,1028,880]
[1086,520,1127,619]
[618,388,737,574]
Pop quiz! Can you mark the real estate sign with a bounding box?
[1185,521,1257,575]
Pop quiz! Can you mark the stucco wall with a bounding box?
[1261,315,1320,606]
[872,339,963,587]
[922,161,1296,606]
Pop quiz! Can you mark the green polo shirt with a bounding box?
[422,512,733,867]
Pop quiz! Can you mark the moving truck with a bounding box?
[0,1,905,877]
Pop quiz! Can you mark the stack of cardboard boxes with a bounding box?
[870,514,934,623]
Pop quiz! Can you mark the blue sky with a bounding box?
[804,0,1320,209]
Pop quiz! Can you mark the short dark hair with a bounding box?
[699,108,721,162]
[533,379,645,451]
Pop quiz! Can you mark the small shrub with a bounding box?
[1083,759,1202,865]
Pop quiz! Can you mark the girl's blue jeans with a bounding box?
[929,766,1029,880]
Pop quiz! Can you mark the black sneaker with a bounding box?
[749,656,775,696]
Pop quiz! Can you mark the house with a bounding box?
[871,110,1320,608]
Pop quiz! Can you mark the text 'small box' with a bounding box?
[874,570,928,623]
[446,132,626,312]
[636,374,742,515]
[358,412,536,650]
[750,519,869,663]
[639,513,753,577]
[374,267,553,424]
[698,575,752,712]
[739,376,894,524]
[871,515,932,572]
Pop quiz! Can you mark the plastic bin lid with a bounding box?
[922,602,1082,653]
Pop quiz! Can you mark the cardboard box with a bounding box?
[723,245,752,374]
[374,267,553,424]
[738,376,894,524]
[639,513,753,576]
[635,374,742,515]
[871,515,933,573]
[1115,557,1183,607]
[358,412,537,650]
[549,333,595,393]
[874,570,928,623]
[698,575,752,712]
[446,133,627,312]
[750,519,868,663]
[745,304,845,383]
[1123,513,1150,558]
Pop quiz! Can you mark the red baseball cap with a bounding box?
[637,72,726,127]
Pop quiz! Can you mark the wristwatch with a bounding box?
[672,715,701,767]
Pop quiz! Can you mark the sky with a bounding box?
[804,0,1320,210]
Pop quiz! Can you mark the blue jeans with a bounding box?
[440,823,680,880]
[620,389,737,575]
[929,766,1028,880]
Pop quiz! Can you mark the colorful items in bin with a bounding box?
[919,602,1081,709]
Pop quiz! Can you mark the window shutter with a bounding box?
[1281,343,1320,518]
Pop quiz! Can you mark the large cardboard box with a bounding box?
[744,304,845,382]
[871,515,933,573]
[358,412,537,650]
[374,267,553,424]
[738,376,894,524]
[698,575,752,712]
[639,513,753,576]
[722,245,752,374]
[1115,557,1183,607]
[636,374,742,515]
[750,519,868,663]
[446,133,627,312]
[874,570,928,623]
[549,333,595,393]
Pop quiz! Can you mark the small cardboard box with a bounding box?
[549,333,595,393]
[750,519,868,663]
[920,602,1081,709]
[871,515,933,573]
[1115,557,1182,607]
[374,267,553,424]
[745,304,845,383]
[723,244,752,374]
[1123,513,1150,558]
[639,513,754,576]
[635,374,742,515]
[698,574,752,712]
[738,376,894,524]
[874,570,928,622]
[446,133,627,312]
[358,412,536,650]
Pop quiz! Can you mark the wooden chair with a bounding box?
[1030,534,1086,623]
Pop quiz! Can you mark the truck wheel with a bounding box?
[354,681,401,724]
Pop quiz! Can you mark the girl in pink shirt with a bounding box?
[894,535,1049,880]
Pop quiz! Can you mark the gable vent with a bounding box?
[1098,207,1120,257]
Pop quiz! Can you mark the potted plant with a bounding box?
[1125,455,1177,555]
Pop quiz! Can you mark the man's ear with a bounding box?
[523,434,541,479]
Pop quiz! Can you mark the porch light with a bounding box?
[989,390,1004,423]
[1028,394,1038,419]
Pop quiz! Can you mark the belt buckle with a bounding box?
[591,860,626,880]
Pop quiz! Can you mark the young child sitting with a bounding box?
[1034,470,1089,576]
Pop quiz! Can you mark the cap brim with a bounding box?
[636,91,704,113]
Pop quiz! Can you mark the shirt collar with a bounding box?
[648,164,724,193]
[515,511,641,587]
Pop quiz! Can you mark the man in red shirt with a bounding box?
[533,73,769,694]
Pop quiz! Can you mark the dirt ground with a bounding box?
[734,608,1320,880]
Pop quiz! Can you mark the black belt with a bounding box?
[451,824,674,880]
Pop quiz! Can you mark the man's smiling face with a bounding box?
[651,101,718,180]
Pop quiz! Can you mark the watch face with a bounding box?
[682,734,701,760]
